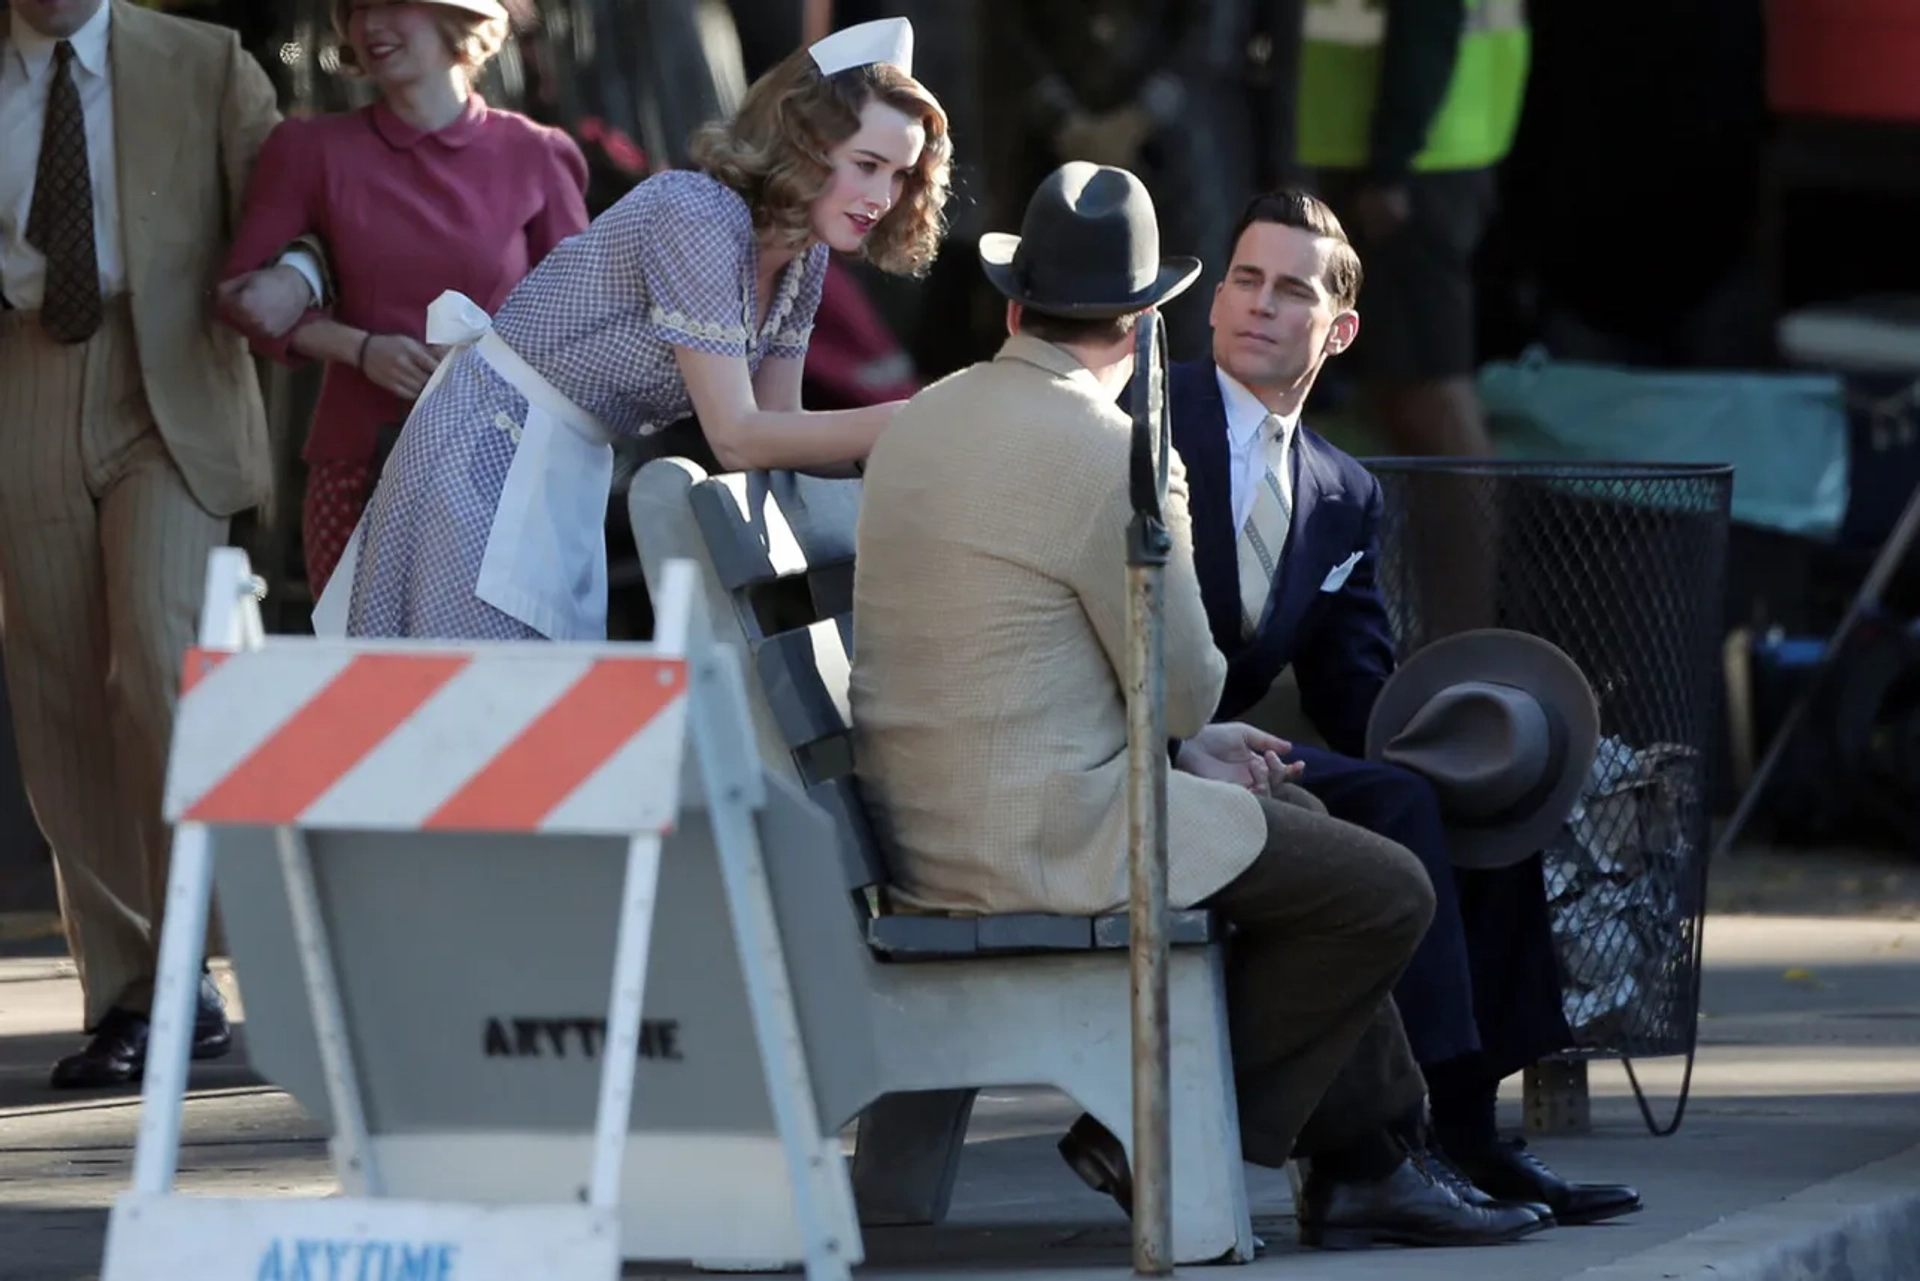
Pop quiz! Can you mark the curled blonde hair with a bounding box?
[329,1,510,76]
[689,46,951,278]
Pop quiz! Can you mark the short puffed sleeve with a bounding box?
[637,170,756,360]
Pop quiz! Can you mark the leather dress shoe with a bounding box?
[1297,1155,1543,1250]
[50,976,233,1089]
[1057,1114,1268,1255]
[1058,1113,1135,1215]
[1410,1146,1554,1230]
[1451,1138,1641,1226]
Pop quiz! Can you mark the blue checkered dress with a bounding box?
[343,169,830,639]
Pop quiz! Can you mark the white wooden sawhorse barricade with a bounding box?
[101,548,873,1281]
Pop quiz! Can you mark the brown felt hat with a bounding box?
[1365,629,1601,870]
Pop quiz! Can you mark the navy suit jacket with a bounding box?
[1167,359,1397,757]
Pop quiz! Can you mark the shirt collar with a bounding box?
[371,93,488,151]
[10,0,112,81]
[998,332,1110,397]
[1216,366,1300,449]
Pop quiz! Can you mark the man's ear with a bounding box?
[1007,300,1023,336]
[1324,309,1360,355]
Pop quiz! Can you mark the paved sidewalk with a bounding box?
[4,914,1918,1280]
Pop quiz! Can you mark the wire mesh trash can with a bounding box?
[1361,460,1733,1107]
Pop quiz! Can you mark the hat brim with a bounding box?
[426,0,510,21]
[977,233,1202,319]
[1365,629,1601,870]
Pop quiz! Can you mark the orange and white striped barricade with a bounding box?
[100,548,870,1281]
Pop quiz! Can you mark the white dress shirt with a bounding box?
[1217,366,1301,533]
[0,0,123,310]
[0,3,322,311]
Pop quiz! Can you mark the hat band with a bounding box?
[1018,254,1155,307]
[1443,703,1571,833]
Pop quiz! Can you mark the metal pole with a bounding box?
[1124,311,1174,1275]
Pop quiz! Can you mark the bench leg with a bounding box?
[1071,952,1255,1264]
[1165,951,1256,1264]
[851,1089,978,1226]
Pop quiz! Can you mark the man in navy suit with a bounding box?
[1167,189,1641,1225]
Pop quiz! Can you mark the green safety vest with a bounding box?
[1296,0,1530,173]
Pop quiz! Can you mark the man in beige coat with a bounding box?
[853,162,1543,1250]
[1,0,322,1087]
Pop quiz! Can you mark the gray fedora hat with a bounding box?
[979,162,1202,319]
[1364,629,1601,870]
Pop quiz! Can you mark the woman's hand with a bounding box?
[360,334,441,401]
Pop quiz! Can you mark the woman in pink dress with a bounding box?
[219,0,590,596]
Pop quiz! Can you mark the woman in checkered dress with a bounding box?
[322,20,951,641]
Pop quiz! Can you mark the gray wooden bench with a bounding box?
[629,458,1258,1264]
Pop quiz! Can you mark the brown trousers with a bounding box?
[0,303,228,1030]
[1203,786,1436,1167]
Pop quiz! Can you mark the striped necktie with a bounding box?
[1236,414,1291,638]
[26,41,103,344]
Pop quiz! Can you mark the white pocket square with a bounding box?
[1319,551,1363,593]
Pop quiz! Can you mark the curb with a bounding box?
[1567,1140,1920,1281]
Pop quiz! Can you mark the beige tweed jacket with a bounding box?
[850,334,1269,916]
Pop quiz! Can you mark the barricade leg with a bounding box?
[130,548,269,1194]
[589,833,666,1208]
[274,825,381,1194]
[687,638,856,1281]
[129,823,216,1195]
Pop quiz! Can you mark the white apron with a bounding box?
[313,291,615,641]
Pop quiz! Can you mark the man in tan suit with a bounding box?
[1,0,323,1087]
[852,162,1541,1249]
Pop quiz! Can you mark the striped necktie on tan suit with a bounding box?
[1237,413,1292,639]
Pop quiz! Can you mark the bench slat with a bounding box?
[868,909,1221,962]
[805,777,891,896]
[690,473,861,592]
[756,620,853,753]
[977,914,1091,951]
[1092,910,1221,949]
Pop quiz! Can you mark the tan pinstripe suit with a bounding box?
[0,0,280,1030]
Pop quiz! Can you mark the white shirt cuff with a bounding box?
[275,249,324,307]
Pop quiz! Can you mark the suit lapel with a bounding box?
[1169,361,1244,653]
[1264,429,1339,643]
[108,0,185,287]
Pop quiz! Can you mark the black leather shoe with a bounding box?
[1411,1146,1554,1230]
[1058,1113,1135,1215]
[1297,1156,1543,1250]
[191,975,234,1060]
[1451,1138,1641,1226]
[1057,1114,1268,1256]
[49,977,233,1089]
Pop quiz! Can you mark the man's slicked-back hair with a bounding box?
[1229,190,1363,311]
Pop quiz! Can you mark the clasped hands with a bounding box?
[1175,722,1305,797]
